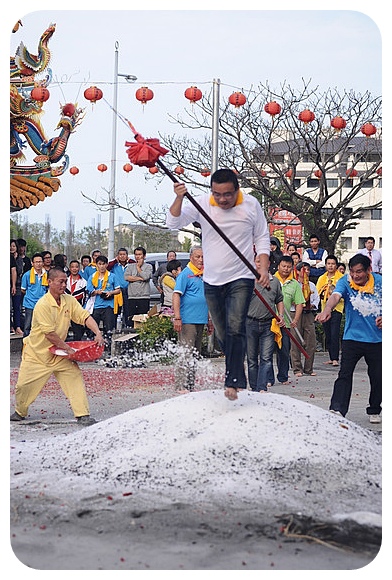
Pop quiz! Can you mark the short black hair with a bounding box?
[210,168,239,191]
[325,255,338,265]
[96,255,108,264]
[278,255,293,265]
[166,259,182,272]
[349,254,371,270]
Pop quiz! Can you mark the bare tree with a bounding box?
[161,80,382,253]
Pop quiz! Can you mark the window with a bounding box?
[340,237,352,250]
[360,179,374,188]
[371,209,382,220]
[307,178,321,188]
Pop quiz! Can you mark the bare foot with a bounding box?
[332,361,339,366]
[324,360,333,365]
[295,372,303,377]
[224,387,238,400]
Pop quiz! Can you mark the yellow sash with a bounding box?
[349,273,375,294]
[209,189,244,206]
[91,270,109,290]
[274,272,293,284]
[187,261,204,276]
[29,268,48,286]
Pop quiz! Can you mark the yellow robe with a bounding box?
[15,292,92,418]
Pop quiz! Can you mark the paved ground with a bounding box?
[9,337,382,432]
[9,339,383,572]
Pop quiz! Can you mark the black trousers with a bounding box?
[330,339,382,416]
[128,298,150,327]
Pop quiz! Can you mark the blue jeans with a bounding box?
[330,340,382,417]
[246,318,275,391]
[23,308,34,337]
[267,331,291,384]
[204,278,254,390]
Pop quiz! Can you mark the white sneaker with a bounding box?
[369,414,381,424]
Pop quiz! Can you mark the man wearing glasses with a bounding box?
[166,168,270,401]
[20,253,49,337]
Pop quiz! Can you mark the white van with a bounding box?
[145,252,190,303]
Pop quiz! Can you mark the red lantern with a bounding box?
[62,103,76,117]
[331,116,346,131]
[376,167,382,177]
[298,109,315,124]
[174,166,185,175]
[361,123,377,137]
[264,101,281,116]
[136,87,154,105]
[149,166,159,174]
[184,86,202,103]
[123,163,133,173]
[84,86,103,104]
[200,168,211,177]
[31,86,50,103]
[285,169,293,178]
[346,168,358,179]
[314,169,323,179]
[97,164,108,173]
[228,92,246,108]
[69,166,79,175]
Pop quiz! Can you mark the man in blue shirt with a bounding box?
[21,253,48,337]
[107,247,135,328]
[86,255,120,337]
[172,246,210,392]
[316,254,382,423]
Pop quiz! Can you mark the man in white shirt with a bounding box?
[166,168,270,401]
[358,237,382,274]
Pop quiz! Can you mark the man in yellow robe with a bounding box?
[11,268,104,426]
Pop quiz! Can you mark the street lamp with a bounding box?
[108,41,137,259]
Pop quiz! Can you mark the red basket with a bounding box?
[49,341,104,362]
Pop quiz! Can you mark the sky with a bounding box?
[5,2,383,237]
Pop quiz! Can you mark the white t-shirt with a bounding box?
[166,193,270,285]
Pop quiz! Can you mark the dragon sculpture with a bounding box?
[10,22,84,210]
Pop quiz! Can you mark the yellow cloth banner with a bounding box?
[113,292,123,314]
[270,318,282,349]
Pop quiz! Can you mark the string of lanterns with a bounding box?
[62,84,378,177]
